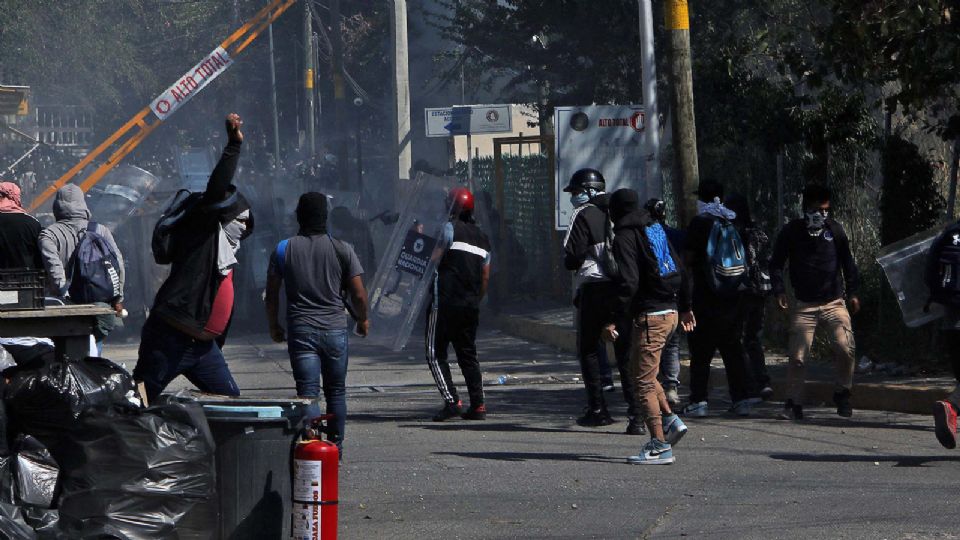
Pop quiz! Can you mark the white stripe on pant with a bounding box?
[426,304,456,403]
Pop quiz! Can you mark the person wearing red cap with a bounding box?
[427,186,492,421]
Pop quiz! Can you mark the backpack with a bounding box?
[599,211,620,280]
[925,222,960,308]
[705,217,748,297]
[743,226,772,296]
[152,189,202,265]
[68,222,122,304]
[644,222,679,279]
[275,236,361,321]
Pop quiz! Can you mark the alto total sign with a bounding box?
[150,47,234,121]
[554,105,659,230]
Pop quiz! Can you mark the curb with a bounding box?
[493,314,952,416]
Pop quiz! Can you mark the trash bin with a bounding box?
[179,400,309,540]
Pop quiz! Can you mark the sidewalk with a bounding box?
[491,302,956,416]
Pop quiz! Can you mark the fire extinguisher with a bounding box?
[292,414,339,540]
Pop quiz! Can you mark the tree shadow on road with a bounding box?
[762,416,934,433]
[769,453,958,467]
[433,450,623,464]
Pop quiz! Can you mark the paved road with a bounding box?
[108,327,960,539]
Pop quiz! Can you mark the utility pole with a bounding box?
[390,0,412,203]
[638,0,662,198]
[331,0,349,189]
[303,0,316,160]
[268,18,281,175]
[664,0,699,224]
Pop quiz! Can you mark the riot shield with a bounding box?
[877,225,945,328]
[365,172,459,351]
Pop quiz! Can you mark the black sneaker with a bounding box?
[432,400,462,422]
[834,389,853,418]
[779,399,804,420]
[577,408,615,427]
[461,404,487,420]
[625,417,646,435]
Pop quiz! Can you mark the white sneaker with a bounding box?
[627,439,675,465]
[662,414,688,446]
[681,401,708,417]
[731,399,751,417]
[665,386,680,407]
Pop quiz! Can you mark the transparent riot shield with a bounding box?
[877,225,946,328]
[86,164,161,229]
[365,172,459,351]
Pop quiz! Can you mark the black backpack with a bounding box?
[152,189,202,265]
[743,226,773,296]
[69,222,122,304]
[925,222,960,308]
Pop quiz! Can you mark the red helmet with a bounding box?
[448,187,474,213]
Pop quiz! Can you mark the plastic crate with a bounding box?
[0,269,44,311]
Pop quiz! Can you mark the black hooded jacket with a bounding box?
[151,139,253,338]
[563,193,612,282]
[608,190,692,320]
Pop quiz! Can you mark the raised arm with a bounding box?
[205,113,244,202]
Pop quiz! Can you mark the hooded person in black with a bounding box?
[134,113,253,403]
[604,189,695,464]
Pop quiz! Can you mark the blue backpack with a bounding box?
[705,218,747,297]
[69,222,122,304]
[644,223,678,278]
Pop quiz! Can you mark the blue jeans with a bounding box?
[134,316,240,403]
[288,326,349,442]
[659,329,681,388]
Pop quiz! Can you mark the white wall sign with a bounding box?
[555,105,658,230]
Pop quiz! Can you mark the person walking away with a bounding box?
[725,192,774,401]
[39,184,125,353]
[563,168,621,427]
[134,113,254,403]
[604,189,695,464]
[926,214,960,448]
[427,187,492,421]
[265,192,369,450]
[769,184,860,420]
[644,198,685,407]
[682,180,754,417]
[0,181,54,365]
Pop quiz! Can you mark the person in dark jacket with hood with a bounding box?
[134,113,253,403]
[563,168,620,427]
[604,189,695,464]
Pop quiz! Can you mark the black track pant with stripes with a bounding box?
[425,304,484,407]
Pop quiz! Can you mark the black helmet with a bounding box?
[644,198,666,222]
[563,168,605,193]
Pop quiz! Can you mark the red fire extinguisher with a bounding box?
[292,415,339,540]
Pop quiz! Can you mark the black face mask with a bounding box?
[297,192,328,236]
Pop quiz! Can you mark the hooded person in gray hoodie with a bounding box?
[39,185,125,348]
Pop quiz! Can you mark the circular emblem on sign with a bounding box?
[413,238,425,253]
[486,110,499,122]
[630,111,645,132]
[570,112,589,132]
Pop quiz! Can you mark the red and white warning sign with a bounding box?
[150,47,233,121]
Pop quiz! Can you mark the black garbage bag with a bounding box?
[21,507,59,539]
[0,454,15,505]
[56,400,215,540]
[0,502,36,540]
[12,436,59,509]
[5,357,135,450]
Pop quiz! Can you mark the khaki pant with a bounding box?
[786,298,855,403]
[630,312,679,426]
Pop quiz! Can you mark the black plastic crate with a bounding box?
[0,269,44,311]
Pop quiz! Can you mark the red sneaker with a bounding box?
[933,401,957,449]
[461,404,487,420]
